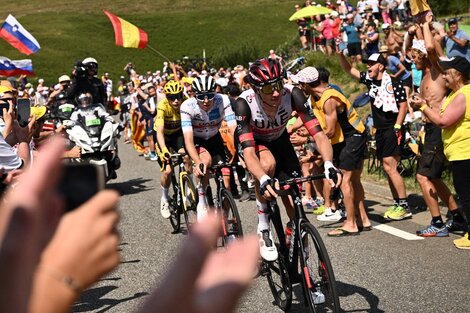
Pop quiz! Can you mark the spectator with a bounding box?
[342,13,363,66]
[382,23,404,56]
[316,14,335,55]
[380,0,392,24]
[360,22,380,57]
[438,18,470,62]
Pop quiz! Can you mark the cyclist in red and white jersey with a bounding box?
[234,58,341,261]
[181,75,237,219]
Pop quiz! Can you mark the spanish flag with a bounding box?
[103,10,148,49]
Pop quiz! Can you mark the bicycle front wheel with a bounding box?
[181,174,197,232]
[299,222,340,313]
[220,189,243,245]
[167,183,180,233]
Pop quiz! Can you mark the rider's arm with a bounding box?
[155,101,168,155]
[180,103,200,165]
[222,95,237,135]
[233,97,267,181]
[291,87,333,163]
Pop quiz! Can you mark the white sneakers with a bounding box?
[160,199,170,219]
[317,207,344,222]
[257,226,278,262]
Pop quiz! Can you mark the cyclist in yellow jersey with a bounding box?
[154,80,190,219]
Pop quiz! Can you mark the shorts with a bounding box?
[375,127,404,159]
[335,134,368,171]
[145,116,155,136]
[156,131,186,168]
[401,75,413,89]
[325,38,335,47]
[235,130,301,181]
[347,42,362,56]
[417,123,446,178]
[194,132,229,164]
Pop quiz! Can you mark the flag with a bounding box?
[0,15,40,55]
[103,10,148,49]
[0,56,35,77]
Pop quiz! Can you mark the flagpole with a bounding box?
[147,44,172,63]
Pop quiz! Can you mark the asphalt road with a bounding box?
[73,139,470,313]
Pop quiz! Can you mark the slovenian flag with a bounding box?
[0,15,40,55]
[103,10,148,49]
[0,57,35,77]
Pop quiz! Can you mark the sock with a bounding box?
[398,198,409,210]
[197,184,208,208]
[161,187,169,201]
[450,209,465,222]
[431,216,444,227]
[393,199,399,207]
[256,199,269,231]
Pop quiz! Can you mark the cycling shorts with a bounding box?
[194,132,229,165]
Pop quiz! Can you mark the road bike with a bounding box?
[199,162,243,246]
[164,153,197,233]
[259,172,340,312]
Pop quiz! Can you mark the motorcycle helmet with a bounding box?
[77,93,93,108]
[82,57,98,73]
[247,57,285,87]
[56,91,68,105]
[163,80,183,95]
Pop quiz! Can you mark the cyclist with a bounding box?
[180,75,237,220]
[154,80,189,219]
[233,58,341,261]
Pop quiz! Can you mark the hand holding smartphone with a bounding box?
[16,98,31,127]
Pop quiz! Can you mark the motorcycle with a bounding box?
[64,107,121,181]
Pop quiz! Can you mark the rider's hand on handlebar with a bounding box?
[259,175,277,200]
[324,161,342,188]
[195,162,206,177]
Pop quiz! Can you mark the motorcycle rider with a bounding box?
[67,57,107,109]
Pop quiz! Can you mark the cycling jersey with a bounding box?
[154,98,184,135]
[180,94,236,140]
[234,85,323,149]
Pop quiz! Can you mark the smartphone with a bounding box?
[57,163,105,213]
[16,98,31,127]
[0,102,9,117]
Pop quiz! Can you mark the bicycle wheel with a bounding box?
[265,203,292,311]
[181,174,197,232]
[299,222,340,313]
[220,189,243,245]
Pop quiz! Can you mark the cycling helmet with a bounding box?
[163,80,183,95]
[247,58,285,87]
[77,93,92,108]
[191,75,216,94]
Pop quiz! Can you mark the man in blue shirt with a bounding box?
[342,14,363,66]
[439,18,470,62]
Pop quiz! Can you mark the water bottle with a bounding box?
[312,289,326,304]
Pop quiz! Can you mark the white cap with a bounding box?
[290,67,319,83]
[58,75,71,83]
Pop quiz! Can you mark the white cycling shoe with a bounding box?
[257,226,278,262]
[160,199,171,219]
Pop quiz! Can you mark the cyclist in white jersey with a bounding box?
[181,75,237,219]
[234,58,341,261]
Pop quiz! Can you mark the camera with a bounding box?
[74,61,86,79]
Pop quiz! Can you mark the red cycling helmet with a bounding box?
[247,58,285,87]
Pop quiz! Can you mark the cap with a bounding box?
[105,72,109,76]
[411,39,428,55]
[382,23,390,30]
[379,45,389,53]
[58,75,71,83]
[331,11,339,17]
[363,53,387,65]
[0,85,13,98]
[290,67,319,83]
[438,56,470,76]
[448,18,458,25]
[31,106,47,120]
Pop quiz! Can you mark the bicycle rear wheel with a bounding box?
[220,189,243,246]
[181,174,197,232]
[299,222,340,313]
[265,203,292,311]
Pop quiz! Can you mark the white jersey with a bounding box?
[181,93,236,140]
[237,85,295,142]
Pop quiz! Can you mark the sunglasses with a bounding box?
[195,92,215,101]
[258,81,284,94]
[166,93,183,101]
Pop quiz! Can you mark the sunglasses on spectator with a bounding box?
[258,81,284,94]
[167,93,183,101]
[195,92,215,101]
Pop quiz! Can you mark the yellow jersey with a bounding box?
[153,98,183,135]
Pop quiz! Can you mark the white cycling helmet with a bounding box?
[191,75,216,94]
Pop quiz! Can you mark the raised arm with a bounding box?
[336,51,361,80]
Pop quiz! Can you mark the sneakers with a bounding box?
[197,203,208,220]
[453,233,470,249]
[239,190,251,202]
[385,205,412,221]
[383,205,396,219]
[313,204,326,215]
[150,152,158,161]
[160,200,171,219]
[445,218,469,234]
[143,151,151,160]
[302,197,318,211]
[416,223,449,237]
[257,226,278,261]
[317,207,343,222]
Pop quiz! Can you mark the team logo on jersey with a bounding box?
[193,113,204,121]
[209,108,221,120]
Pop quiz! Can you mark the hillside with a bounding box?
[1,0,300,84]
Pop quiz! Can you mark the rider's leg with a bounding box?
[254,149,276,231]
[196,149,212,218]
